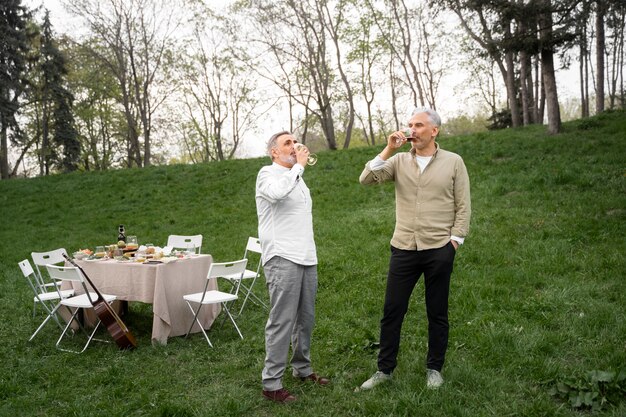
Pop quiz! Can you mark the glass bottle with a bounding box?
[118,225,126,242]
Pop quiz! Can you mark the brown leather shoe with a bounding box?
[262,388,297,403]
[298,372,330,386]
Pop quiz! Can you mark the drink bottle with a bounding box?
[118,225,126,242]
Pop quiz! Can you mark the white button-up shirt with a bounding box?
[255,162,317,266]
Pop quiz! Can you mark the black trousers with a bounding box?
[377,243,456,374]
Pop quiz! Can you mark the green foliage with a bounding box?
[0,0,32,153]
[487,108,513,130]
[39,11,80,173]
[0,111,625,416]
[548,369,626,411]
[442,114,488,136]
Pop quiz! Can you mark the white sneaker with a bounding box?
[426,369,444,389]
[356,371,392,392]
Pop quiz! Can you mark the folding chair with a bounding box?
[45,264,117,353]
[30,248,67,314]
[183,259,248,347]
[18,259,75,341]
[166,234,203,254]
[217,237,268,316]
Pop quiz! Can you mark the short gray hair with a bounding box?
[266,130,291,159]
[411,107,441,127]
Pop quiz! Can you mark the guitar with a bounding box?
[63,254,137,350]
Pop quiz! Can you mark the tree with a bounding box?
[538,0,562,133]
[366,0,445,115]
[442,0,523,127]
[0,0,32,179]
[64,38,126,171]
[67,0,180,168]
[317,0,355,149]
[345,6,388,146]
[575,0,592,118]
[286,0,338,150]
[34,10,79,174]
[178,13,259,163]
[605,0,625,110]
[595,0,606,113]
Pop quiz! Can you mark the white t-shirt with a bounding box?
[255,162,318,266]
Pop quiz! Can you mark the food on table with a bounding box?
[73,251,89,260]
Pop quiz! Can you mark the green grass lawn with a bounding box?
[1,110,625,416]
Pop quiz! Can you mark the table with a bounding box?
[66,255,220,345]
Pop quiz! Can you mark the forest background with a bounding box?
[1,0,625,179]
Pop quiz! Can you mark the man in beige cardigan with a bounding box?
[358,107,471,391]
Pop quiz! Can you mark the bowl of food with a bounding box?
[73,250,89,260]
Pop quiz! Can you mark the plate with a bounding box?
[84,258,104,262]
[144,257,177,264]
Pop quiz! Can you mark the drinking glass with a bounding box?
[107,244,118,258]
[395,129,415,145]
[294,143,318,166]
[126,235,138,250]
[95,246,106,258]
[404,128,415,141]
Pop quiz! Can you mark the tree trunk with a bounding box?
[505,50,521,127]
[520,50,531,125]
[534,56,541,123]
[41,101,50,176]
[390,63,399,129]
[595,0,605,114]
[579,34,589,118]
[539,0,561,134]
[319,2,354,149]
[0,125,9,179]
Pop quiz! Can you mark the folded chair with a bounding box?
[18,259,75,341]
[30,248,67,314]
[45,264,117,353]
[217,237,268,316]
[166,234,203,254]
[183,259,247,347]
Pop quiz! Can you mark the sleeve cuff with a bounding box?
[369,155,386,170]
[451,235,465,245]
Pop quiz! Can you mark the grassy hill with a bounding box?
[1,110,625,416]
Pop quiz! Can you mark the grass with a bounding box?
[1,110,625,416]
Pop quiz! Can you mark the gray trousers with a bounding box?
[261,256,318,391]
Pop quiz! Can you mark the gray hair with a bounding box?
[411,107,441,127]
[266,130,292,159]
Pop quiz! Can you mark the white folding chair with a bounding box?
[46,264,117,353]
[18,259,75,341]
[167,234,203,254]
[30,248,67,315]
[183,259,248,347]
[217,237,268,315]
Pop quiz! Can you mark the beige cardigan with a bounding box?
[359,144,471,250]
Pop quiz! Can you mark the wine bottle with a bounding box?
[118,225,126,242]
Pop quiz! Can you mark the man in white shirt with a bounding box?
[256,131,329,403]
